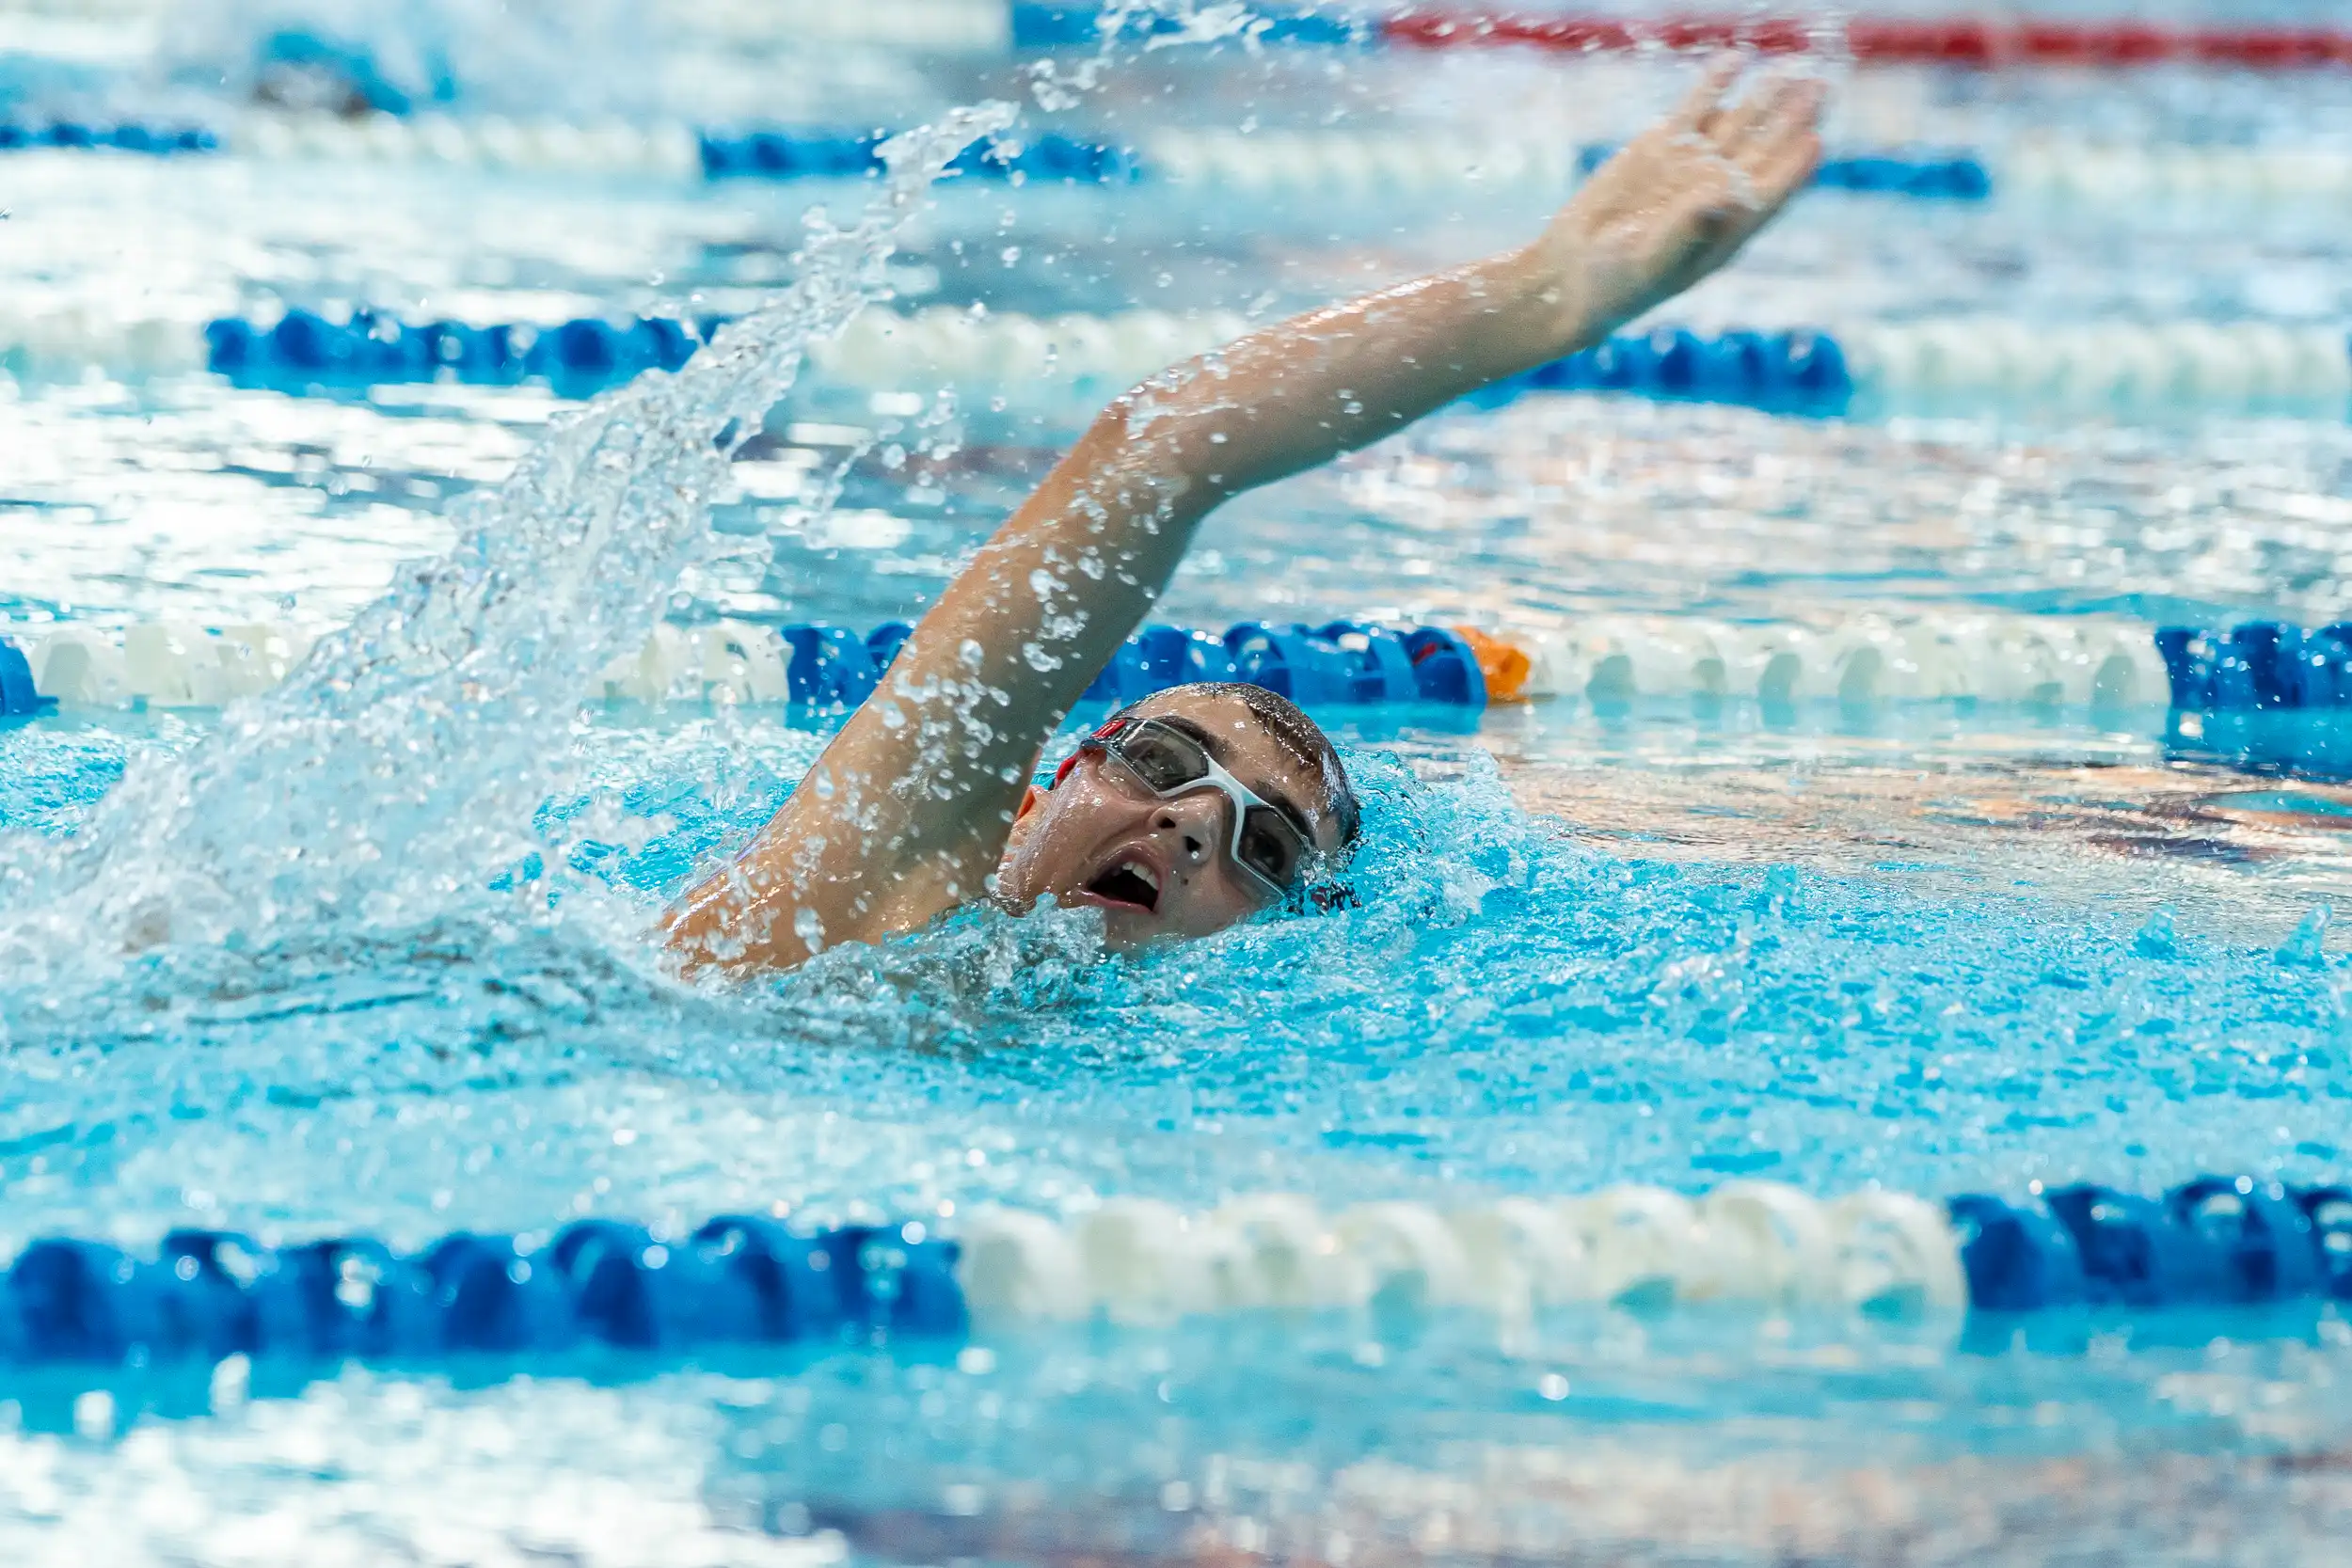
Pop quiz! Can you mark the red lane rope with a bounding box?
[1380,12,2352,69]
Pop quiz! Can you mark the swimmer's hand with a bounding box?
[1528,60,1824,344]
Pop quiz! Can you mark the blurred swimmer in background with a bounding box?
[162,0,652,120]
[666,61,1825,976]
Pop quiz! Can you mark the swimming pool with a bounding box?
[8,2,2352,1560]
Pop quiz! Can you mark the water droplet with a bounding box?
[2134,907,2179,958]
[2278,905,2331,968]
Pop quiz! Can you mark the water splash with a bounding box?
[2133,905,2180,958]
[0,103,1017,1024]
[2277,903,2332,968]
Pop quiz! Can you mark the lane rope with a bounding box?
[8,300,2344,418]
[136,309,2352,416]
[12,113,2352,215]
[1371,9,2352,70]
[9,0,2343,69]
[0,613,2174,716]
[0,0,1009,51]
[1850,320,2352,408]
[0,617,1484,713]
[0,1178,2342,1374]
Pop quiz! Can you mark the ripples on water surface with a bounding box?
[8,2,2352,1561]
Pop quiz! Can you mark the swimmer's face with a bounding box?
[995,690,1350,950]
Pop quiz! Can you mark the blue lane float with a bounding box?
[0,122,218,154]
[2151,622,2352,779]
[1577,143,1992,200]
[1009,3,1362,47]
[0,638,57,718]
[1947,1179,2351,1311]
[0,1220,962,1366]
[2156,622,2352,712]
[699,130,881,181]
[1084,621,1486,707]
[203,309,714,389]
[700,129,1138,184]
[1485,326,1853,415]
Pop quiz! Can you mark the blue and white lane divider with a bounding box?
[14,112,2352,210]
[11,305,2345,417]
[0,613,2172,715]
[5,115,1965,196]
[190,309,1852,411]
[199,309,709,389]
[0,1179,2344,1371]
[0,618,1487,713]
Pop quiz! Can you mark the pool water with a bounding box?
[8,2,2352,1561]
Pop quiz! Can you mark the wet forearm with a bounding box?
[896,243,1598,738]
[1120,244,1593,504]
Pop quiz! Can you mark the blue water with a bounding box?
[4,695,2333,1212]
[9,2,2352,1561]
[4,696,2350,1225]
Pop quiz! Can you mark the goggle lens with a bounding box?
[1237,808,1305,888]
[1116,726,1212,793]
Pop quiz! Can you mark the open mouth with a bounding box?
[1083,856,1161,913]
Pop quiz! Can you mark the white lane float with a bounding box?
[953,1185,1968,1327]
[1849,320,2352,409]
[1500,615,2170,710]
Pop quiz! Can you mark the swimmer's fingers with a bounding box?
[1736,80,1827,214]
[1708,72,1803,158]
[1661,110,1816,280]
[1666,55,1746,138]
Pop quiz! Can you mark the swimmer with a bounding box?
[665,61,1824,975]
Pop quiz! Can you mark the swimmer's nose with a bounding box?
[1154,796,1221,863]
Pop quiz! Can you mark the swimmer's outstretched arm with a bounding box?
[667,63,1822,974]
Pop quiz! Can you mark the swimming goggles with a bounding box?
[1061,716,1317,902]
